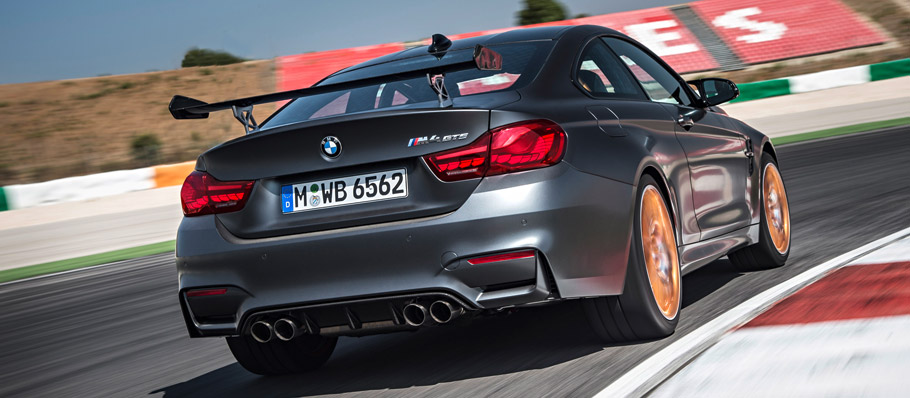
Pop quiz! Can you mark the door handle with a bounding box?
[676,108,702,131]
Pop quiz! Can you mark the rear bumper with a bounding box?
[176,163,635,336]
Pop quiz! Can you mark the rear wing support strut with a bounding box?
[232,105,258,135]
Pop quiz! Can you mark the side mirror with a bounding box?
[687,78,739,106]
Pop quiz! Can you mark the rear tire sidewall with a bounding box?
[624,175,680,335]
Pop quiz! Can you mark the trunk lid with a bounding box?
[203,107,493,238]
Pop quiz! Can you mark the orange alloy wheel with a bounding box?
[763,163,790,254]
[640,186,681,320]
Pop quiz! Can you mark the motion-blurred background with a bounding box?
[1,2,909,397]
[0,0,906,196]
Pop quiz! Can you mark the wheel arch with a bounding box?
[637,164,680,243]
[762,140,778,163]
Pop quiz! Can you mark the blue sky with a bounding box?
[0,0,681,84]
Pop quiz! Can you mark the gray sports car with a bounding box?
[170,25,790,375]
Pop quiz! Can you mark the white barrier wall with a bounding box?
[4,168,156,209]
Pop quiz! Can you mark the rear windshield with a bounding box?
[262,41,552,129]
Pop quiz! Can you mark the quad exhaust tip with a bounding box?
[402,303,428,327]
[274,318,304,341]
[256,301,464,340]
[429,300,465,324]
[250,320,274,343]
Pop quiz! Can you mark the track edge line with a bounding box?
[593,226,910,398]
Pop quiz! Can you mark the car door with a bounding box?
[571,38,702,245]
[603,37,751,240]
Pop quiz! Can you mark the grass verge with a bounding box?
[0,240,175,284]
[772,117,910,145]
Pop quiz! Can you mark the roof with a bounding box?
[329,25,577,78]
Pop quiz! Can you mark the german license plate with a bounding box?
[281,169,407,213]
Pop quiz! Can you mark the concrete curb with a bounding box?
[0,161,194,211]
[732,58,910,103]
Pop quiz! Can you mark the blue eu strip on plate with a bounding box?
[281,185,293,213]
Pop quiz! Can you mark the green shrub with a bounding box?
[181,48,246,67]
[131,133,162,165]
[74,89,114,100]
[516,0,567,25]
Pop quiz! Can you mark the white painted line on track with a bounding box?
[593,226,910,398]
[650,315,910,397]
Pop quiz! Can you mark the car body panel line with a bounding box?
[679,223,760,275]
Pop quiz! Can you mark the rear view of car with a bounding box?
[173,31,590,373]
[171,25,789,375]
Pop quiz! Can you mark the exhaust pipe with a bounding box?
[250,320,274,343]
[429,300,465,324]
[274,318,306,341]
[402,303,428,327]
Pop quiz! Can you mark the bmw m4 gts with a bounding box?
[169,25,791,375]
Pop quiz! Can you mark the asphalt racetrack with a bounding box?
[1,127,908,397]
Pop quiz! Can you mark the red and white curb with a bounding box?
[595,227,910,398]
[651,235,910,397]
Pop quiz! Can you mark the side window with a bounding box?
[602,37,691,106]
[575,40,646,100]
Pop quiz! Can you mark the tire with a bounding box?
[728,153,791,271]
[585,175,681,342]
[226,332,337,375]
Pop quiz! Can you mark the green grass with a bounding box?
[0,240,175,284]
[772,117,910,145]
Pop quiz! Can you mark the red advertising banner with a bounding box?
[276,0,885,91]
[449,7,719,73]
[691,0,887,64]
[573,8,718,73]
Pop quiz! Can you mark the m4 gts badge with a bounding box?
[407,133,469,147]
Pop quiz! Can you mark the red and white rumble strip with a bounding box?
[652,235,910,397]
[596,227,910,398]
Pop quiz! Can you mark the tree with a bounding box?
[516,0,568,25]
[181,48,246,67]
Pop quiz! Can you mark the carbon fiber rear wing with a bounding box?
[168,42,502,134]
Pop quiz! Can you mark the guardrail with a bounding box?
[734,58,910,102]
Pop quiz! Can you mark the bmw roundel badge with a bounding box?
[321,136,342,158]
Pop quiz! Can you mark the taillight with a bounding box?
[423,120,566,182]
[488,120,566,176]
[180,171,254,217]
[423,133,491,182]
